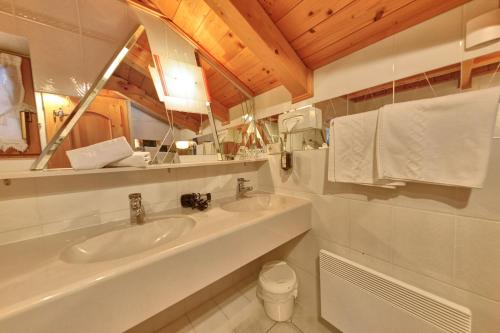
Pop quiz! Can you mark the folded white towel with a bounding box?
[376,88,500,188]
[66,137,133,170]
[107,151,151,168]
[328,111,405,188]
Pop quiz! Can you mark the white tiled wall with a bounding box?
[258,145,500,332]
[251,1,500,331]
[0,163,261,245]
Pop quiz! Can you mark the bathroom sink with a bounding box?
[60,216,195,263]
[221,193,289,213]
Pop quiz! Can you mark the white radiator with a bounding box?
[319,250,471,333]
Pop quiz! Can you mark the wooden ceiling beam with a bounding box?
[202,0,313,103]
[105,75,200,132]
[460,59,474,90]
[209,99,230,124]
[346,63,461,101]
[148,0,181,19]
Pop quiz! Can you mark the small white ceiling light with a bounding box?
[465,8,500,49]
[175,140,193,149]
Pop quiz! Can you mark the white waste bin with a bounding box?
[257,261,298,321]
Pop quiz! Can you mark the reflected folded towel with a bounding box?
[376,88,500,188]
[66,137,133,170]
[328,111,405,189]
[107,151,151,168]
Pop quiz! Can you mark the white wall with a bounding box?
[252,1,500,331]
[132,105,171,142]
[254,0,500,119]
[258,144,500,332]
[0,163,261,245]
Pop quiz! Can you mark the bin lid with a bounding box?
[259,261,297,294]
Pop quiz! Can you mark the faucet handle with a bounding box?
[129,193,142,200]
[237,177,250,182]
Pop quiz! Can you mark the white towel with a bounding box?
[376,88,500,188]
[107,151,151,168]
[66,137,133,170]
[328,111,405,188]
[0,53,27,152]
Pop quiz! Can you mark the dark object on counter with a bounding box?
[181,193,212,211]
[281,151,292,170]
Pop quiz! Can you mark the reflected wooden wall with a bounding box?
[44,94,131,169]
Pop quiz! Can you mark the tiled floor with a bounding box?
[156,275,334,333]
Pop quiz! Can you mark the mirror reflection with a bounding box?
[200,54,264,160]
[40,26,224,169]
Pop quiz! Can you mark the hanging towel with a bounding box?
[376,88,500,188]
[0,53,28,152]
[328,111,405,188]
[66,137,134,170]
[107,151,151,168]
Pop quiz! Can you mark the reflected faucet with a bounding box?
[237,178,253,199]
[129,193,146,225]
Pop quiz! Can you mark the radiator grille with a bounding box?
[319,250,471,333]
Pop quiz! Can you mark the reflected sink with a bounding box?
[61,216,195,263]
[221,193,289,213]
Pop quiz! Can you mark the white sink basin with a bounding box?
[221,193,289,213]
[61,216,195,263]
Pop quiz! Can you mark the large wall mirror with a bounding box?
[0,4,261,172]
[31,23,229,170]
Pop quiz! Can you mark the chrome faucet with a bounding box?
[129,193,146,225]
[237,178,253,198]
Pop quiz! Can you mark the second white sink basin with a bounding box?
[221,193,289,213]
[61,216,195,263]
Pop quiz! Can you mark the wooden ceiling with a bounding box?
[128,0,469,104]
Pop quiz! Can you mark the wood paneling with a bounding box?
[204,0,313,101]
[291,0,415,58]
[300,0,470,69]
[257,0,301,22]
[44,95,131,168]
[276,0,355,41]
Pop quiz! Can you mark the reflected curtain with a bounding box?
[0,52,27,152]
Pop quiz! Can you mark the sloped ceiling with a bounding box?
[129,0,470,107]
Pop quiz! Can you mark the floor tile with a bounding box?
[186,300,232,333]
[235,274,258,302]
[292,303,340,333]
[267,322,303,333]
[233,299,275,333]
[214,287,251,320]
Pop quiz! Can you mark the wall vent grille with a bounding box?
[319,250,471,333]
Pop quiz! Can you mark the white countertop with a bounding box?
[0,193,311,332]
